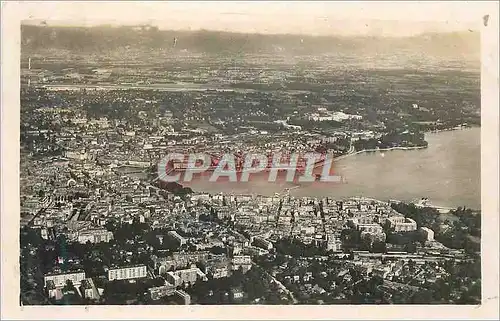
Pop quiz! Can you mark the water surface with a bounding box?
[184,127,481,209]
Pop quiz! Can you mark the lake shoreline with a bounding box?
[334,125,480,161]
[133,127,480,210]
[334,145,427,161]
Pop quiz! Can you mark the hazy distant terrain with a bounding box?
[21,25,479,61]
[20,24,480,126]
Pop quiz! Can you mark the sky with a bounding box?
[17,1,495,36]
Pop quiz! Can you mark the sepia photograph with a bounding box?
[1,1,499,319]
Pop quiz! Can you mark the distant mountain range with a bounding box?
[21,24,480,58]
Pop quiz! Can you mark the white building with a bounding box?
[326,235,341,251]
[387,216,418,232]
[175,289,191,305]
[166,267,207,287]
[80,278,98,300]
[107,265,147,281]
[44,270,86,288]
[253,236,273,250]
[419,227,435,241]
[64,150,88,160]
[149,284,176,300]
[77,228,113,244]
[357,223,384,234]
[168,231,187,246]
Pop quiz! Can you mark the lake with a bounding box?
[183,127,481,210]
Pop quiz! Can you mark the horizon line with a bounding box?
[21,20,480,39]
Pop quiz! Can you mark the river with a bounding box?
[182,127,481,210]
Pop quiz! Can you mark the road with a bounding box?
[253,263,298,304]
[27,201,53,226]
[270,274,298,304]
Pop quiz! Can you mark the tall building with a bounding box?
[80,278,99,300]
[419,227,435,241]
[77,228,113,244]
[357,223,384,234]
[231,255,252,272]
[175,289,191,305]
[107,264,147,281]
[165,267,207,287]
[44,270,86,288]
[387,217,417,232]
[206,260,231,279]
[149,284,176,300]
[326,235,341,251]
[40,228,49,240]
[253,236,273,250]
[168,231,187,246]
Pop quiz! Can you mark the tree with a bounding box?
[404,242,417,254]
[372,241,387,253]
[63,280,74,292]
